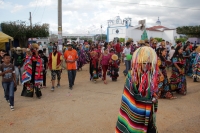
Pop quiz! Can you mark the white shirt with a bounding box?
[166,44,171,52]
[101,47,105,54]
[168,49,175,60]
[123,47,131,60]
[39,45,43,50]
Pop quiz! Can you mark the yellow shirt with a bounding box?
[52,53,63,70]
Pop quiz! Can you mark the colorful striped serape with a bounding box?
[115,73,157,133]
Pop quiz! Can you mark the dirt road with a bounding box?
[0,64,200,133]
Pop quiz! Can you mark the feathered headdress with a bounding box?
[131,46,158,98]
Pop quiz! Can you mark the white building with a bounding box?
[107,16,180,45]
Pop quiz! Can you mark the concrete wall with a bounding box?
[163,30,174,44]
[107,25,180,44]
[188,38,200,43]
[107,26,126,42]
[148,31,163,39]
[126,28,143,42]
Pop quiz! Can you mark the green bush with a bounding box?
[154,37,163,42]
[119,38,125,43]
[175,38,187,43]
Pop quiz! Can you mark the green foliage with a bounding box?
[1,21,49,47]
[95,34,107,41]
[175,38,187,43]
[119,38,125,43]
[154,37,163,42]
[70,38,77,40]
[88,40,92,43]
[177,25,200,37]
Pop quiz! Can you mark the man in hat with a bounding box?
[12,47,25,85]
[64,43,78,90]
[48,45,63,91]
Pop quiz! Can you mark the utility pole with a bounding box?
[29,12,33,44]
[58,0,62,53]
[101,25,102,42]
[29,12,32,28]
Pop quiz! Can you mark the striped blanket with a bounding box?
[115,73,158,133]
[22,57,43,85]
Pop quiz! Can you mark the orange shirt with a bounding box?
[64,49,78,70]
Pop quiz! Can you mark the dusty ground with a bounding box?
[0,64,200,133]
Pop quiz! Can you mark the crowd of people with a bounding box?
[0,38,200,133]
[115,39,200,133]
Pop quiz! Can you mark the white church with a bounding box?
[106,16,180,44]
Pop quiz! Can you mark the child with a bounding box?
[108,54,120,81]
[90,51,99,83]
[0,54,16,111]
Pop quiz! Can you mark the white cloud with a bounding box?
[29,0,55,7]
[11,5,24,13]
[1,0,200,35]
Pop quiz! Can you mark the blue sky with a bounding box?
[0,0,200,34]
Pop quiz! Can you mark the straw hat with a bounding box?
[111,54,118,61]
[152,39,157,44]
[138,40,145,44]
[145,43,150,47]
[26,48,30,52]
[16,47,21,50]
[196,46,200,53]
[127,38,133,43]
[144,39,149,43]
[31,43,39,49]
[90,51,97,56]
[161,41,165,47]
[85,45,89,48]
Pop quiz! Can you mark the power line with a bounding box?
[95,0,200,11]
[40,1,47,22]
[32,0,39,17]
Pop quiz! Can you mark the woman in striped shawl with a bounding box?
[115,46,159,133]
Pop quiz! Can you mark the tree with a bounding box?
[176,25,200,37]
[141,30,148,40]
[119,38,125,43]
[1,21,49,47]
[95,34,107,41]
[154,37,163,42]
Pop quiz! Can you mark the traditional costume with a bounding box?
[89,51,99,82]
[115,46,158,133]
[108,54,120,81]
[183,49,191,75]
[77,48,86,70]
[157,56,175,99]
[170,52,187,95]
[193,46,200,82]
[21,44,43,98]
[188,50,198,76]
